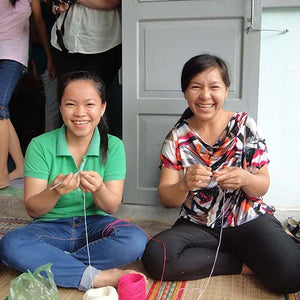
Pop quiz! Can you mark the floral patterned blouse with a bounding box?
[160,112,274,228]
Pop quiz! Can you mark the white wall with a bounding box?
[258,7,300,210]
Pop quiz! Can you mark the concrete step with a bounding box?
[0,188,27,218]
[0,182,178,224]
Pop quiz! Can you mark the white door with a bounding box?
[122,0,262,205]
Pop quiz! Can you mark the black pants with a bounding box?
[52,44,122,88]
[52,44,122,137]
[142,214,300,294]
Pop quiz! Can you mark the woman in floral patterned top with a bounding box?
[142,54,300,294]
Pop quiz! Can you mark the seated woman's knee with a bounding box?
[123,225,147,258]
[0,230,25,261]
[262,262,300,294]
[142,239,168,279]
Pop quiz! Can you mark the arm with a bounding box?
[158,165,212,208]
[30,0,55,79]
[79,171,124,213]
[55,0,120,12]
[213,164,270,197]
[76,0,120,10]
[24,173,80,218]
[29,14,40,44]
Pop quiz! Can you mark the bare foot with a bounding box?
[241,263,254,275]
[93,268,147,288]
[0,171,9,189]
[0,182,9,189]
[8,169,24,181]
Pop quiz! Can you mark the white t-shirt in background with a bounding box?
[51,4,121,54]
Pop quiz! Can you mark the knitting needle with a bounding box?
[49,181,62,191]
[49,171,81,191]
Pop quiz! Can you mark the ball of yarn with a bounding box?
[83,286,118,300]
[118,273,146,300]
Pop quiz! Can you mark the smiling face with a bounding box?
[60,79,106,141]
[184,66,229,122]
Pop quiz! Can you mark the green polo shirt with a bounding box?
[24,125,126,221]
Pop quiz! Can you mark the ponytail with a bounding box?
[176,107,194,126]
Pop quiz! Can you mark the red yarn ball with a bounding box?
[118,273,146,300]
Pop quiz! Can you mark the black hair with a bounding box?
[58,71,109,162]
[177,54,231,125]
[10,0,19,6]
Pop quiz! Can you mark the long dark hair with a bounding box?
[58,71,109,162]
[10,0,19,6]
[177,54,231,125]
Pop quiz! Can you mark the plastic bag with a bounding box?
[8,263,60,300]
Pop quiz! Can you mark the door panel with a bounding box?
[140,18,243,100]
[122,0,262,205]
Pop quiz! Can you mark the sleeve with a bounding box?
[24,139,50,180]
[103,136,126,181]
[244,116,269,173]
[160,129,182,170]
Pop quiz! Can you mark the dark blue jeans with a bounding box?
[142,214,300,294]
[0,215,147,291]
[0,59,25,120]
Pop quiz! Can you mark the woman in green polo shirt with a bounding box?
[0,71,147,291]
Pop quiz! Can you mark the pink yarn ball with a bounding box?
[118,273,146,300]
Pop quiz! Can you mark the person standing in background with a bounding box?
[50,0,122,137]
[30,0,59,132]
[0,0,55,189]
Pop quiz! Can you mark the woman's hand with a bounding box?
[24,172,79,218]
[80,173,124,214]
[50,172,80,194]
[213,165,270,197]
[47,60,56,81]
[79,171,103,193]
[180,164,212,192]
[213,167,248,191]
[158,165,212,208]
[51,1,69,14]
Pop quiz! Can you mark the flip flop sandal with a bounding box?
[287,217,299,235]
[286,217,300,243]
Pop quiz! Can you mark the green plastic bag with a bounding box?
[8,263,60,300]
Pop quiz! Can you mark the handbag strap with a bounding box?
[55,7,71,53]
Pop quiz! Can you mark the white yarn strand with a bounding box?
[196,194,226,300]
[83,191,94,289]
